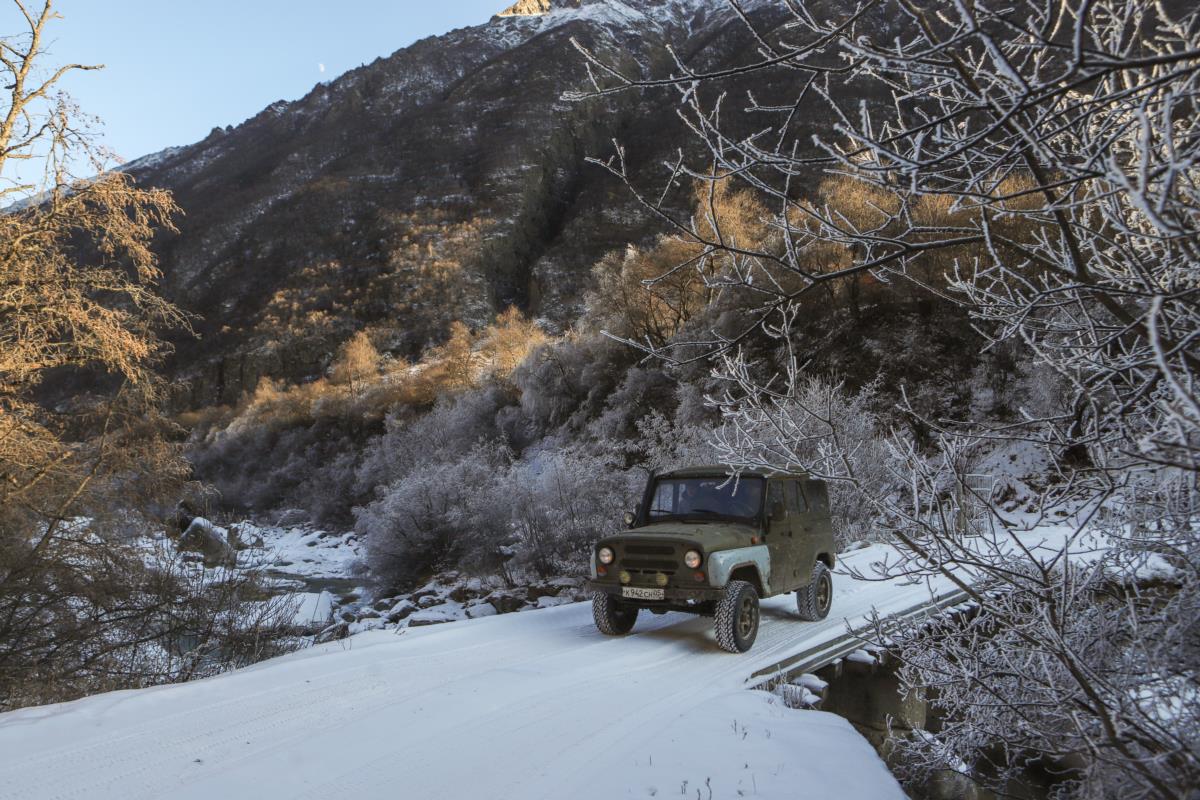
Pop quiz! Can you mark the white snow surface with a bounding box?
[251,523,362,580]
[289,591,335,628]
[3,537,1070,799]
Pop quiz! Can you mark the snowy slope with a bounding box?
[0,542,1002,800]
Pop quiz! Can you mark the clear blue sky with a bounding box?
[7,1,503,165]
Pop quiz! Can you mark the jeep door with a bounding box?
[787,481,822,586]
[765,479,804,594]
[801,480,836,564]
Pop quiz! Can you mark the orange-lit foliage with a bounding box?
[329,331,381,395]
[781,174,1048,316]
[200,308,550,436]
[589,181,773,345]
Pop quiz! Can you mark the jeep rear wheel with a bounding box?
[592,593,638,635]
[714,580,759,653]
[796,562,833,621]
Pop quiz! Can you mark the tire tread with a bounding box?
[796,562,832,621]
[593,592,637,635]
[714,580,758,653]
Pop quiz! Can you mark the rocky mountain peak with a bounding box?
[496,0,582,16]
[496,0,719,18]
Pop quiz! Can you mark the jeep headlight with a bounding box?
[684,549,702,569]
[598,546,615,565]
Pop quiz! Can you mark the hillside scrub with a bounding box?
[185,170,1022,592]
[185,308,550,524]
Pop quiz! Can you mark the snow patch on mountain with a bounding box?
[120,145,186,173]
[494,0,755,34]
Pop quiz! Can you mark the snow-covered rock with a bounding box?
[291,591,335,628]
[386,599,418,622]
[406,602,469,627]
[465,601,499,619]
[178,517,236,568]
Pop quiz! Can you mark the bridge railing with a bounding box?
[747,586,974,690]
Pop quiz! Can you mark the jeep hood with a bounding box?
[599,521,760,552]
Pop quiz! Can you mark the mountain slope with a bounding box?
[128,0,797,407]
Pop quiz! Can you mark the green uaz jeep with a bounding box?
[588,466,837,653]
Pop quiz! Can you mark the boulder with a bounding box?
[348,618,386,634]
[387,599,417,622]
[225,523,262,551]
[410,583,440,602]
[314,621,350,643]
[484,588,528,614]
[465,602,498,619]
[179,517,236,568]
[407,603,467,627]
[274,508,309,527]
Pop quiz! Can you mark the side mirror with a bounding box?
[623,511,636,527]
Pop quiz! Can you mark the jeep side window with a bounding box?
[804,480,828,513]
[767,481,788,519]
[789,481,808,514]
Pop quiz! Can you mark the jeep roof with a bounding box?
[655,465,810,480]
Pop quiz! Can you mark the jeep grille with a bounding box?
[615,541,686,584]
[624,544,674,556]
[622,559,676,571]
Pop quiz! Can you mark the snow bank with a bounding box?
[594,691,904,799]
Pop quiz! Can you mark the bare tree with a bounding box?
[571,1,1199,796]
[0,1,300,711]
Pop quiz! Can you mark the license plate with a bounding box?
[622,586,664,601]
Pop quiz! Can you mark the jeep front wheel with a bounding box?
[796,562,833,621]
[714,580,759,653]
[592,593,638,635]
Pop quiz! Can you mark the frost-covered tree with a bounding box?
[357,443,512,590]
[572,1,1200,796]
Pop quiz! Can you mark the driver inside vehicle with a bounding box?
[677,482,709,514]
[680,480,747,515]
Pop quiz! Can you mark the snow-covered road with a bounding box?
[0,545,954,799]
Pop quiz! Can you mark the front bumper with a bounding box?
[587,581,725,604]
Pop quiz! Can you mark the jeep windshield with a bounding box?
[645,476,764,522]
